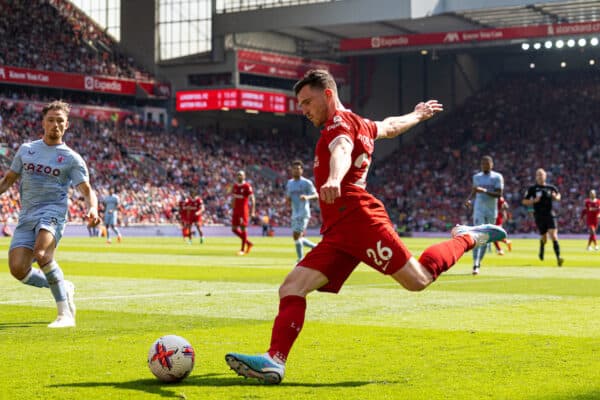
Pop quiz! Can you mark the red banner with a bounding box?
[237,49,349,83]
[176,88,298,114]
[0,65,169,97]
[340,20,600,51]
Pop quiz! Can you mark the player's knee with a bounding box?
[8,260,28,280]
[399,278,429,292]
[32,250,52,266]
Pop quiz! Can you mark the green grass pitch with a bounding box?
[0,235,599,399]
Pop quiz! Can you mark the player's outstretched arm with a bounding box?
[375,100,443,140]
[0,170,19,195]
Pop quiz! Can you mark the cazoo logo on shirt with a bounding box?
[23,163,61,176]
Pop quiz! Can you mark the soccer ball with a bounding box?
[148,335,195,383]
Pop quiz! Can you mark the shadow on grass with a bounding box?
[0,322,47,329]
[51,373,381,396]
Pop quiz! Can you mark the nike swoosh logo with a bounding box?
[27,150,35,155]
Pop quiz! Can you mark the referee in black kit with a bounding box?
[522,168,564,266]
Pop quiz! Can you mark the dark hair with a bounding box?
[481,155,493,163]
[293,69,337,95]
[291,159,304,168]
[42,100,71,117]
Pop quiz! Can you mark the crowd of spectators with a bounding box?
[0,0,152,80]
[0,94,318,229]
[370,70,600,235]
[1,69,599,234]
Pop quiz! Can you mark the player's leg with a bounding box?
[195,222,204,243]
[300,217,316,249]
[396,223,507,287]
[9,220,49,289]
[226,266,328,384]
[111,217,122,243]
[105,221,112,243]
[537,217,547,261]
[32,228,75,327]
[226,240,354,384]
[292,229,303,261]
[471,214,489,275]
[587,224,596,250]
[548,226,563,266]
[242,226,253,254]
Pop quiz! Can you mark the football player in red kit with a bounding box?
[493,196,513,255]
[231,170,255,255]
[225,69,507,384]
[581,189,600,251]
[178,193,199,244]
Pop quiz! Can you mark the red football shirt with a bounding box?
[314,109,387,233]
[179,198,199,223]
[232,182,253,214]
[582,198,600,226]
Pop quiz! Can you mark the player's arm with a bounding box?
[551,188,561,201]
[0,170,20,195]
[249,193,256,217]
[321,136,353,204]
[485,187,503,199]
[375,100,443,140]
[76,181,100,226]
[300,193,319,201]
[464,186,478,208]
[522,189,536,206]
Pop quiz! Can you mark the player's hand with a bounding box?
[414,100,443,121]
[299,195,307,201]
[87,207,101,228]
[320,180,341,204]
[464,199,472,209]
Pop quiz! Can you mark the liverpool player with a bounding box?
[231,170,255,255]
[581,189,600,251]
[493,196,512,255]
[225,69,507,384]
[178,192,198,244]
[192,191,205,244]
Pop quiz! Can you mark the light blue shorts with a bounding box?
[291,216,309,234]
[10,211,67,251]
[473,210,497,226]
[104,211,118,226]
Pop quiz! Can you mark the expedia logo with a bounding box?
[84,76,94,90]
[371,37,381,48]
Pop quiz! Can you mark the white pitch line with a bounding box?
[0,277,523,306]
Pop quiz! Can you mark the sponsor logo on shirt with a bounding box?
[23,163,61,176]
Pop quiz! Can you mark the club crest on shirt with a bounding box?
[57,155,64,163]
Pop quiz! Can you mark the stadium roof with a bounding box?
[214,0,600,56]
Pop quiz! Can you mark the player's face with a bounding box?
[291,165,303,178]
[42,109,69,144]
[535,170,546,185]
[236,172,245,183]
[481,158,492,173]
[297,85,330,127]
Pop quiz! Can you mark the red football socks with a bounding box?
[418,235,474,279]
[268,295,306,364]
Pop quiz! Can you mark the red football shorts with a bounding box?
[232,211,249,227]
[298,206,412,293]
